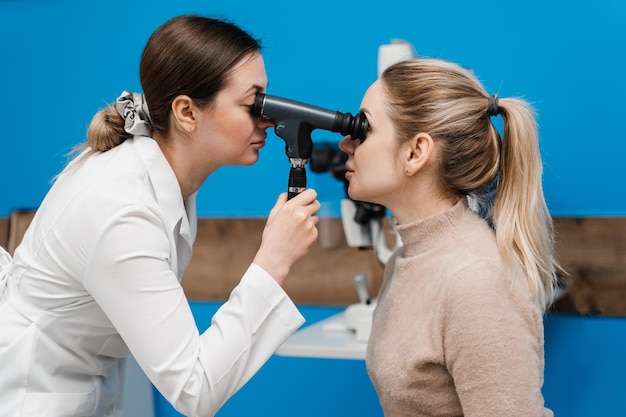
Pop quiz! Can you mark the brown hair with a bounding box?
[85,15,261,153]
[381,58,560,310]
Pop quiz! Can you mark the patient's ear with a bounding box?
[403,132,434,176]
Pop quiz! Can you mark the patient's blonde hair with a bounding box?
[381,58,560,310]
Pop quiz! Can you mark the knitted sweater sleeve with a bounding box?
[443,261,552,417]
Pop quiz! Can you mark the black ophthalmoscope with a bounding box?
[252,93,368,199]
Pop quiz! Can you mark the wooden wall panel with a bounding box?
[0,218,8,251]
[181,218,385,305]
[2,214,626,314]
[551,218,626,315]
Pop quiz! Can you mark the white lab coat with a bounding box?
[0,136,305,417]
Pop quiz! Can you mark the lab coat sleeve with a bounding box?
[82,205,305,417]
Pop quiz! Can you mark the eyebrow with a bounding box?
[245,84,267,95]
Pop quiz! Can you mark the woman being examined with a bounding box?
[339,58,558,416]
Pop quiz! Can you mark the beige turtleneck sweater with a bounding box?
[366,200,552,417]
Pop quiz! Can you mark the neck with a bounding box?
[155,134,217,200]
[387,175,459,225]
[392,195,458,226]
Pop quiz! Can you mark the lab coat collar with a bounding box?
[132,136,197,247]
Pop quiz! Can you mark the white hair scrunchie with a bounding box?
[115,91,153,137]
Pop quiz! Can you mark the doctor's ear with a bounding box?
[171,95,197,133]
[403,132,435,176]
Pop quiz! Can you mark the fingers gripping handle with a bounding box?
[288,166,307,200]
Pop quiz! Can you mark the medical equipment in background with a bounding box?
[311,38,417,263]
[377,38,417,78]
[310,142,397,265]
[310,140,398,342]
[313,38,417,342]
[252,93,368,199]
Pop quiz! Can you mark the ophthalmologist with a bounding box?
[0,15,320,417]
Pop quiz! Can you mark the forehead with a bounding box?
[361,80,388,116]
[224,52,268,93]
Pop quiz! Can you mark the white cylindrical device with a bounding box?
[377,39,417,78]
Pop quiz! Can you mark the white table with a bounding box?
[276,312,368,360]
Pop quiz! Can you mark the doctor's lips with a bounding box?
[251,134,267,148]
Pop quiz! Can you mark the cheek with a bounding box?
[356,141,396,175]
[228,110,252,132]
[351,144,401,196]
[220,113,255,147]
[233,122,252,143]
[358,158,386,180]
[206,117,253,161]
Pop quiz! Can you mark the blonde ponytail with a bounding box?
[493,99,560,309]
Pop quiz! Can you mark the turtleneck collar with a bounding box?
[396,199,470,257]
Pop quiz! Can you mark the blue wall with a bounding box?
[1,0,625,217]
[153,304,383,417]
[154,303,626,417]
